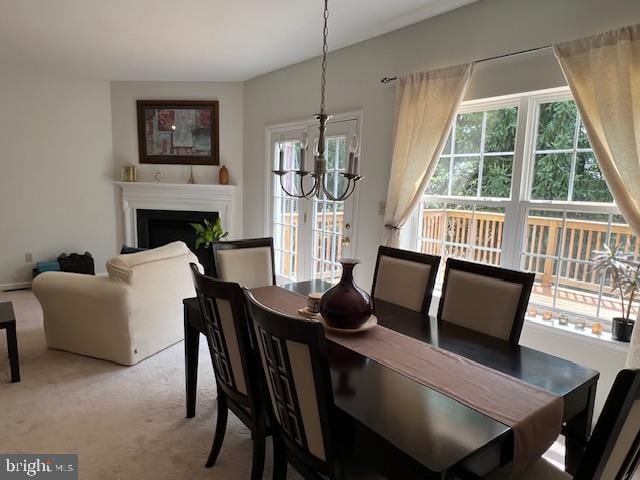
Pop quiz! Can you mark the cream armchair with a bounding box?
[33,241,200,366]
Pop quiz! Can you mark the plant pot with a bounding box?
[320,259,373,329]
[612,317,635,342]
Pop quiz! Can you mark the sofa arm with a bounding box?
[32,271,135,365]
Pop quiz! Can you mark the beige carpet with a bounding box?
[0,289,296,479]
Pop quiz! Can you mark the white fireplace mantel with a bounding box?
[115,181,240,247]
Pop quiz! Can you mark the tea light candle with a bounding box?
[591,322,603,335]
[558,314,569,326]
[542,310,553,322]
[575,318,586,330]
[527,306,537,317]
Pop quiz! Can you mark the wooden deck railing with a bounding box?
[420,209,639,292]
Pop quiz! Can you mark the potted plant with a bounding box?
[592,242,639,342]
[190,218,228,275]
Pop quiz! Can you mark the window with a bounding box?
[414,89,638,327]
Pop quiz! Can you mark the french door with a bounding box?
[269,117,359,285]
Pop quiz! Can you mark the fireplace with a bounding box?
[136,209,218,272]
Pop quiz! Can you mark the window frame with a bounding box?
[409,86,633,325]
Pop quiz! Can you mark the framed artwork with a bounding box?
[136,100,219,165]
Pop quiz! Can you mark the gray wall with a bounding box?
[243,0,640,285]
[0,67,116,287]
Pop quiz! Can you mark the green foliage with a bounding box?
[190,218,228,250]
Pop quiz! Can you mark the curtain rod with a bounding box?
[380,44,554,84]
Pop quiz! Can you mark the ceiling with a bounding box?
[0,0,478,81]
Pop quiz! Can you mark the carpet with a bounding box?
[0,289,294,479]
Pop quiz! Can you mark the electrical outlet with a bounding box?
[25,253,33,263]
[378,201,386,216]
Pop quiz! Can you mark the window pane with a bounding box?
[522,209,563,260]
[572,152,613,203]
[455,112,483,154]
[451,157,479,196]
[536,100,577,150]
[522,255,558,312]
[481,156,513,198]
[445,204,473,246]
[577,119,590,149]
[471,206,505,266]
[531,153,571,200]
[442,132,452,155]
[425,157,450,195]
[485,107,517,153]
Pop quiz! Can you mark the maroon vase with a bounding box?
[320,259,373,329]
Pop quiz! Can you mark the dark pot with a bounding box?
[320,259,373,329]
[612,317,635,342]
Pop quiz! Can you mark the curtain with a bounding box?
[382,64,473,247]
[554,25,640,367]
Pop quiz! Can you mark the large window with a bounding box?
[414,89,639,327]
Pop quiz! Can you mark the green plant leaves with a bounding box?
[191,218,229,249]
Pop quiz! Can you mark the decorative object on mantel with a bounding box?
[272,0,362,201]
[218,165,229,185]
[154,171,165,182]
[592,241,639,342]
[320,258,373,329]
[187,166,197,184]
[137,100,219,166]
[121,164,136,182]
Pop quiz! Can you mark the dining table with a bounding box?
[183,279,599,479]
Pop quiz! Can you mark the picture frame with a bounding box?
[136,100,219,165]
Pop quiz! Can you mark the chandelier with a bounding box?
[272,0,363,201]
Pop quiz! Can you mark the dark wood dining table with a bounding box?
[183,279,599,479]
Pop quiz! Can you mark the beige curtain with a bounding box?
[554,25,640,367]
[382,64,473,247]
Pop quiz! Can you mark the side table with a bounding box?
[0,302,20,383]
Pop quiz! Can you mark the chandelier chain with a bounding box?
[320,0,329,114]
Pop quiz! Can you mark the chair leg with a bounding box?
[251,421,267,480]
[272,434,287,480]
[206,393,228,468]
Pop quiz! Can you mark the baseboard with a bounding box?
[1,281,33,291]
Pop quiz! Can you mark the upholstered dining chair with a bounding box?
[190,264,270,480]
[211,237,276,289]
[461,369,640,480]
[437,258,534,344]
[244,291,346,480]
[371,246,440,313]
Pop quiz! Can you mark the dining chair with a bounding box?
[211,237,276,289]
[244,290,346,480]
[190,264,270,480]
[464,368,640,480]
[371,246,440,313]
[437,258,534,344]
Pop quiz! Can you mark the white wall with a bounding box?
[0,67,116,287]
[243,0,640,414]
[110,82,244,245]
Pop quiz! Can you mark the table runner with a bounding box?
[250,286,564,475]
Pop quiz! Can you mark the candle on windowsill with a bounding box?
[575,318,586,330]
[542,310,553,322]
[527,306,537,317]
[558,314,569,327]
[591,322,603,335]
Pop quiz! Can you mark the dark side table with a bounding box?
[0,302,20,383]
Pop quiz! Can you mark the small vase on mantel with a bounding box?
[320,259,373,329]
[219,165,229,185]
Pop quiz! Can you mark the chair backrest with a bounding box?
[576,369,640,480]
[245,290,338,476]
[190,264,260,413]
[437,258,534,344]
[371,246,440,313]
[211,238,276,289]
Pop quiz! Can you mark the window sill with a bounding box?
[430,290,630,353]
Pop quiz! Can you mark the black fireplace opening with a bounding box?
[136,209,218,273]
